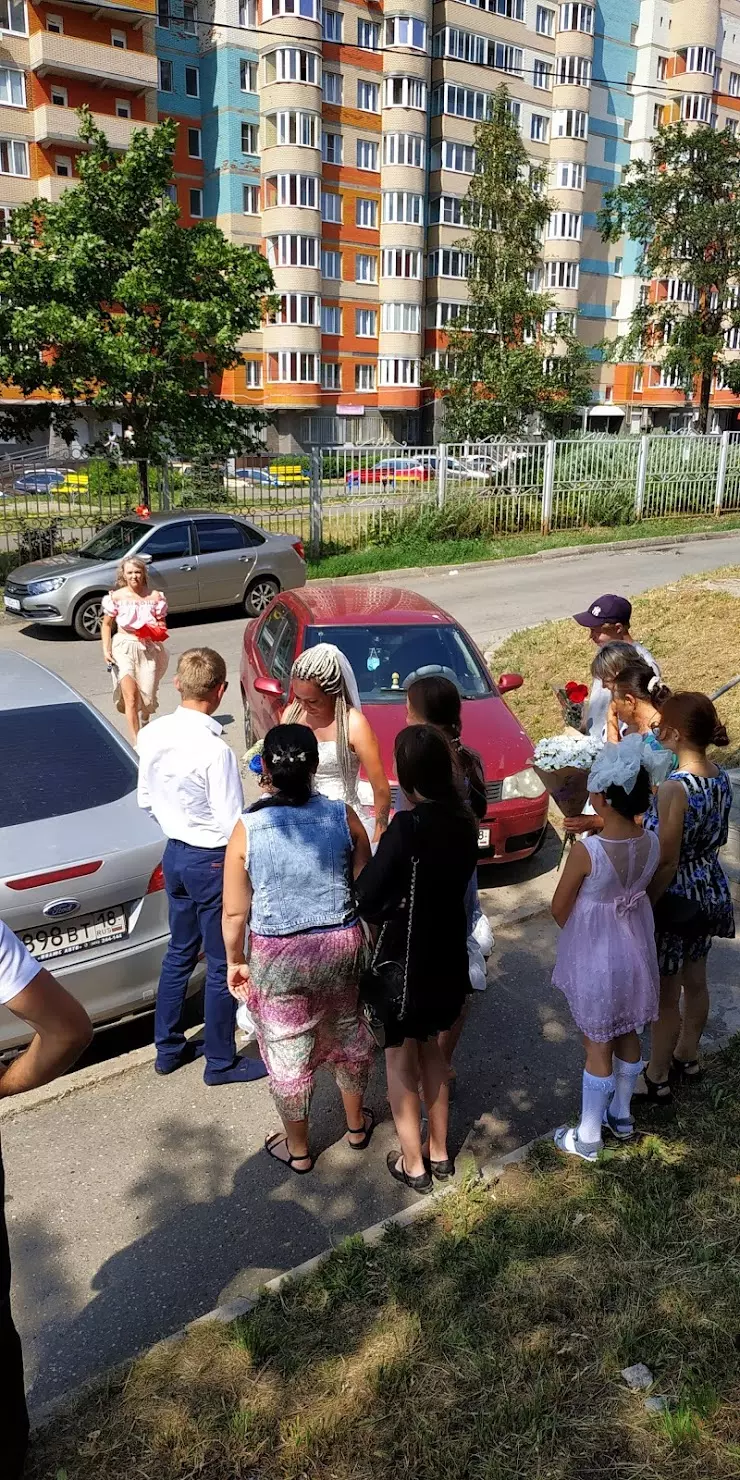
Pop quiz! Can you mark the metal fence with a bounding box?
[3,431,740,575]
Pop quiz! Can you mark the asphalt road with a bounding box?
[3,532,740,1412]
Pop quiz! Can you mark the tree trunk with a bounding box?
[137,459,149,503]
[697,369,712,434]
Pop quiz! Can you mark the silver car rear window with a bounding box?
[0,703,137,826]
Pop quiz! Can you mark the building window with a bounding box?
[357,79,379,111]
[378,358,419,386]
[321,189,342,221]
[356,197,378,228]
[556,55,591,86]
[355,363,376,391]
[187,127,201,157]
[54,154,71,177]
[382,247,422,278]
[381,301,420,333]
[433,27,523,75]
[189,187,203,217]
[322,8,342,40]
[115,98,132,119]
[614,255,622,275]
[157,0,169,24]
[0,0,25,35]
[384,75,426,109]
[245,361,262,387]
[277,292,320,325]
[434,140,476,172]
[357,138,378,170]
[681,93,710,122]
[553,108,587,138]
[267,48,319,84]
[182,0,196,32]
[653,103,663,129]
[50,84,67,106]
[158,58,173,91]
[322,362,341,389]
[382,190,423,224]
[1,140,27,175]
[265,110,320,148]
[239,0,257,23]
[544,260,580,288]
[268,351,320,383]
[243,184,259,213]
[432,82,493,120]
[427,248,471,278]
[266,172,319,208]
[555,160,583,189]
[358,18,380,48]
[183,66,199,98]
[633,369,643,393]
[110,28,127,47]
[533,58,552,89]
[321,248,341,278]
[323,71,342,103]
[530,113,549,142]
[267,233,320,267]
[729,72,740,97]
[656,55,668,80]
[0,203,13,241]
[356,252,377,282]
[385,15,427,49]
[383,132,425,167]
[684,45,715,74]
[240,59,257,91]
[322,304,341,333]
[263,0,320,16]
[428,195,464,225]
[0,66,24,108]
[322,131,343,163]
[535,4,555,34]
[46,12,63,30]
[355,308,377,336]
[558,2,593,32]
[241,122,258,153]
[547,210,582,239]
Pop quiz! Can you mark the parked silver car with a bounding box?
[3,510,307,639]
[0,652,202,1052]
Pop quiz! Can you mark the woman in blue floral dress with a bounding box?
[641,692,735,1102]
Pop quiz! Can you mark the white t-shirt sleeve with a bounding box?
[0,919,42,1006]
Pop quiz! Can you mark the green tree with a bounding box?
[0,109,275,491]
[429,88,592,441]
[598,120,740,433]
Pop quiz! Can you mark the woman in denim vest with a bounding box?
[222,724,375,1173]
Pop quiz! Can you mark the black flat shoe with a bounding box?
[632,1072,672,1104]
[426,1158,455,1181]
[671,1056,703,1084]
[386,1151,433,1194]
[346,1108,375,1151]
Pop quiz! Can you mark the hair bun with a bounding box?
[712,722,730,748]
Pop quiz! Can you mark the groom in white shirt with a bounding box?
[137,647,267,1084]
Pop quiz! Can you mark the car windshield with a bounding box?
[78,519,147,561]
[0,703,137,826]
[304,624,491,702]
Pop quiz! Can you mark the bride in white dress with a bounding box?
[282,643,390,844]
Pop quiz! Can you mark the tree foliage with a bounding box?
[0,109,275,466]
[598,121,740,432]
[429,88,592,440]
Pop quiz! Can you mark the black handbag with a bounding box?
[359,853,418,1029]
[652,891,705,935]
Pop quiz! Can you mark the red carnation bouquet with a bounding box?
[552,679,589,731]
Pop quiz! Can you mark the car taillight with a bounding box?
[147,864,165,894]
[5,860,103,891]
[292,539,305,561]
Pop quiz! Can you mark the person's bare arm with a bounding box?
[0,972,92,1098]
[648,780,686,903]
[551,840,591,927]
[222,819,254,1001]
[605,700,620,745]
[346,805,372,877]
[349,709,391,844]
[101,612,115,665]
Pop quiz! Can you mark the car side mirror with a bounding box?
[138,553,152,564]
[254,675,284,698]
[498,672,524,694]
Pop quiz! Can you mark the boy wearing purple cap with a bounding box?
[573,594,660,742]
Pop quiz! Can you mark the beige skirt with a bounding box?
[111,630,168,719]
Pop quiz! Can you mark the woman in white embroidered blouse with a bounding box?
[100,555,169,742]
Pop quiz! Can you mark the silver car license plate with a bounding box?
[4,596,20,612]
[17,907,127,962]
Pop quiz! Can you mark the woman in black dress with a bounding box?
[356,725,479,1194]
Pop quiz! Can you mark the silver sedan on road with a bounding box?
[0,651,202,1053]
[3,509,307,639]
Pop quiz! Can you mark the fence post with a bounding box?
[541,439,555,534]
[160,459,171,511]
[309,448,322,558]
[437,442,447,510]
[715,429,730,515]
[634,434,649,519]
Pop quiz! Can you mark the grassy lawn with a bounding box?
[307,512,740,580]
[28,1041,740,1480]
[489,568,740,766]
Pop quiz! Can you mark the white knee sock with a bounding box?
[611,1056,643,1121]
[577,1070,614,1144]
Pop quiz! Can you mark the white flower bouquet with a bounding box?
[532,733,602,819]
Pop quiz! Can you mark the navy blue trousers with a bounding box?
[155,839,236,1072]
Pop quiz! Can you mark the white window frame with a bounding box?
[553,108,588,139]
[355,363,376,391]
[356,252,377,283]
[266,173,319,209]
[185,65,199,97]
[50,83,67,107]
[357,138,379,170]
[267,234,320,268]
[729,72,740,98]
[427,248,471,278]
[238,0,256,21]
[46,12,63,31]
[323,70,342,103]
[321,188,342,222]
[240,59,257,91]
[358,18,380,48]
[685,45,715,74]
[321,247,342,278]
[382,132,425,167]
[535,4,554,35]
[555,55,591,86]
[382,247,423,278]
[266,110,320,149]
[558,1,593,32]
[378,357,420,386]
[54,153,71,177]
[385,14,427,49]
[116,98,132,119]
[110,28,126,47]
[547,210,582,240]
[544,259,580,289]
[321,362,341,389]
[356,197,378,228]
[355,308,377,337]
[268,351,320,384]
[681,94,710,123]
[384,75,427,110]
[268,47,320,84]
[530,113,549,142]
[533,58,552,90]
[555,160,584,190]
[381,301,421,333]
[0,202,13,241]
[0,0,27,33]
[357,79,379,112]
[277,292,321,326]
[241,121,258,154]
[321,304,342,334]
[382,190,423,224]
[322,8,343,40]
[262,0,320,17]
[189,187,203,218]
[0,66,24,107]
[322,130,343,163]
[243,183,259,214]
[245,361,262,387]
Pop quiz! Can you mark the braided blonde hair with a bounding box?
[284,646,357,801]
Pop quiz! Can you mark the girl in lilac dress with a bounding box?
[551,736,662,1161]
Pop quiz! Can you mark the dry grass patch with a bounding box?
[29,1041,740,1480]
[489,569,740,763]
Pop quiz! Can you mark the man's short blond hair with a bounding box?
[177,648,227,700]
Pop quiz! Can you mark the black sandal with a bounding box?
[671,1056,703,1084]
[265,1132,314,1174]
[386,1150,433,1194]
[426,1157,455,1181]
[346,1108,375,1151]
[632,1073,672,1104]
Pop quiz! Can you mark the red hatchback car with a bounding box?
[240,585,549,863]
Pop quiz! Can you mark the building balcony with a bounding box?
[34,106,156,150]
[29,32,158,91]
[35,174,75,202]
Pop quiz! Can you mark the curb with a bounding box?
[312,525,740,587]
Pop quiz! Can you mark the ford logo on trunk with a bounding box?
[43,899,80,918]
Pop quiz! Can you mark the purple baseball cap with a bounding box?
[573,594,632,629]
